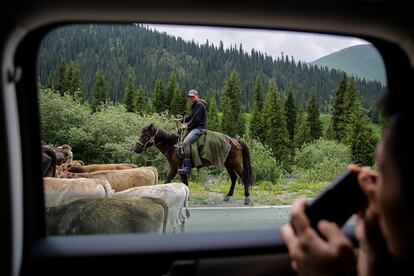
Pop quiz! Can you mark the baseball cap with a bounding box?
[187,89,199,97]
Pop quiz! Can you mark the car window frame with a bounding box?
[2,6,413,275]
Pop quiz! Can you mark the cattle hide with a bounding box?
[140,166,159,185]
[43,144,73,165]
[42,147,57,177]
[43,177,114,207]
[71,167,158,192]
[114,183,190,233]
[68,163,138,173]
[46,197,168,235]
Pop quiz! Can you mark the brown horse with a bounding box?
[133,123,253,205]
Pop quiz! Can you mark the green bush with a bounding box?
[39,88,93,156]
[242,136,285,183]
[39,88,352,187]
[294,139,352,183]
[39,88,177,177]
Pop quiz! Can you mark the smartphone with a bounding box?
[304,171,367,230]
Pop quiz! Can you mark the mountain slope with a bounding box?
[37,25,385,110]
[310,44,386,84]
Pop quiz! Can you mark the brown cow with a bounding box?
[43,177,114,207]
[43,144,73,165]
[65,167,158,192]
[42,147,57,177]
[68,163,138,173]
[45,197,168,235]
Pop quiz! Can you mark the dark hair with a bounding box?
[382,114,412,195]
[378,89,412,193]
[378,88,409,118]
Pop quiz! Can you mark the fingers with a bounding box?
[354,214,365,243]
[280,224,303,274]
[318,220,352,248]
[357,170,378,200]
[280,224,296,252]
[348,164,363,174]
[348,164,379,202]
[290,198,310,235]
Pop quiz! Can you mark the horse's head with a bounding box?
[134,123,157,153]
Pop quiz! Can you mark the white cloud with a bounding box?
[147,24,368,63]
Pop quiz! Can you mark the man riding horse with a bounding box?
[174,89,207,175]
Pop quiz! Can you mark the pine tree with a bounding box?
[345,98,378,166]
[91,71,108,112]
[250,75,265,142]
[295,110,311,149]
[206,96,220,131]
[56,59,67,96]
[165,74,178,111]
[343,77,358,127]
[123,69,136,112]
[284,87,297,145]
[331,74,348,142]
[307,89,322,141]
[221,70,245,137]
[47,71,55,90]
[63,63,81,97]
[153,79,165,113]
[170,85,187,116]
[324,124,336,140]
[63,65,73,95]
[145,99,155,114]
[262,80,289,164]
[134,85,145,114]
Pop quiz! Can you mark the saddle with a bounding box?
[187,130,232,170]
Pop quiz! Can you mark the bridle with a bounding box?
[136,128,160,152]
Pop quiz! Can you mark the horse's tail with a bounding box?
[238,140,253,189]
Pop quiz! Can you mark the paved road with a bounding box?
[186,206,292,232]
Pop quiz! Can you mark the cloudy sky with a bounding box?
[147,24,368,63]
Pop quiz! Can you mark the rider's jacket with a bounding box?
[182,99,207,131]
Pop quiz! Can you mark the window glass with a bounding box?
[38,23,386,235]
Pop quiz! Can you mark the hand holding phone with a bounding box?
[304,171,367,230]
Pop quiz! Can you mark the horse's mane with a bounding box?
[156,127,179,144]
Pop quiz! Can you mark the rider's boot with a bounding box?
[178,143,192,175]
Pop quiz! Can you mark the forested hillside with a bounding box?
[37,24,384,112]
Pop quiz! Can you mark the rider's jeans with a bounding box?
[183,128,206,144]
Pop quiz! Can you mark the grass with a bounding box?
[187,180,330,207]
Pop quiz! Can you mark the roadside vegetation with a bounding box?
[38,24,384,206]
[39,67,382,206]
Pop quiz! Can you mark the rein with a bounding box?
[137,128,174,156]
[136,128,160,152]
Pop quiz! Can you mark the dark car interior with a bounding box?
[1,1,413,275]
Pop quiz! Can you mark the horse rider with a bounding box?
[175,89,207,175]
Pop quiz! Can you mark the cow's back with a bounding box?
[114,183,189,232]
[74,168,158,192]
[69,163,138,173]
[46,197,168,235]
[43,177,114,207]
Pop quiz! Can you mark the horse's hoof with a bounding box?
[244,197,251,205]
[223,195,231,202]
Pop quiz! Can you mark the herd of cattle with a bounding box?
[42,144,190,235]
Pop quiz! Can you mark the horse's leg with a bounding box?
[179,173,188,186]
[223,166,237,202]
[166,168,177,184]
[234,164,251,205]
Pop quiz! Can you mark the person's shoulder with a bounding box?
[198,99,207,106]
